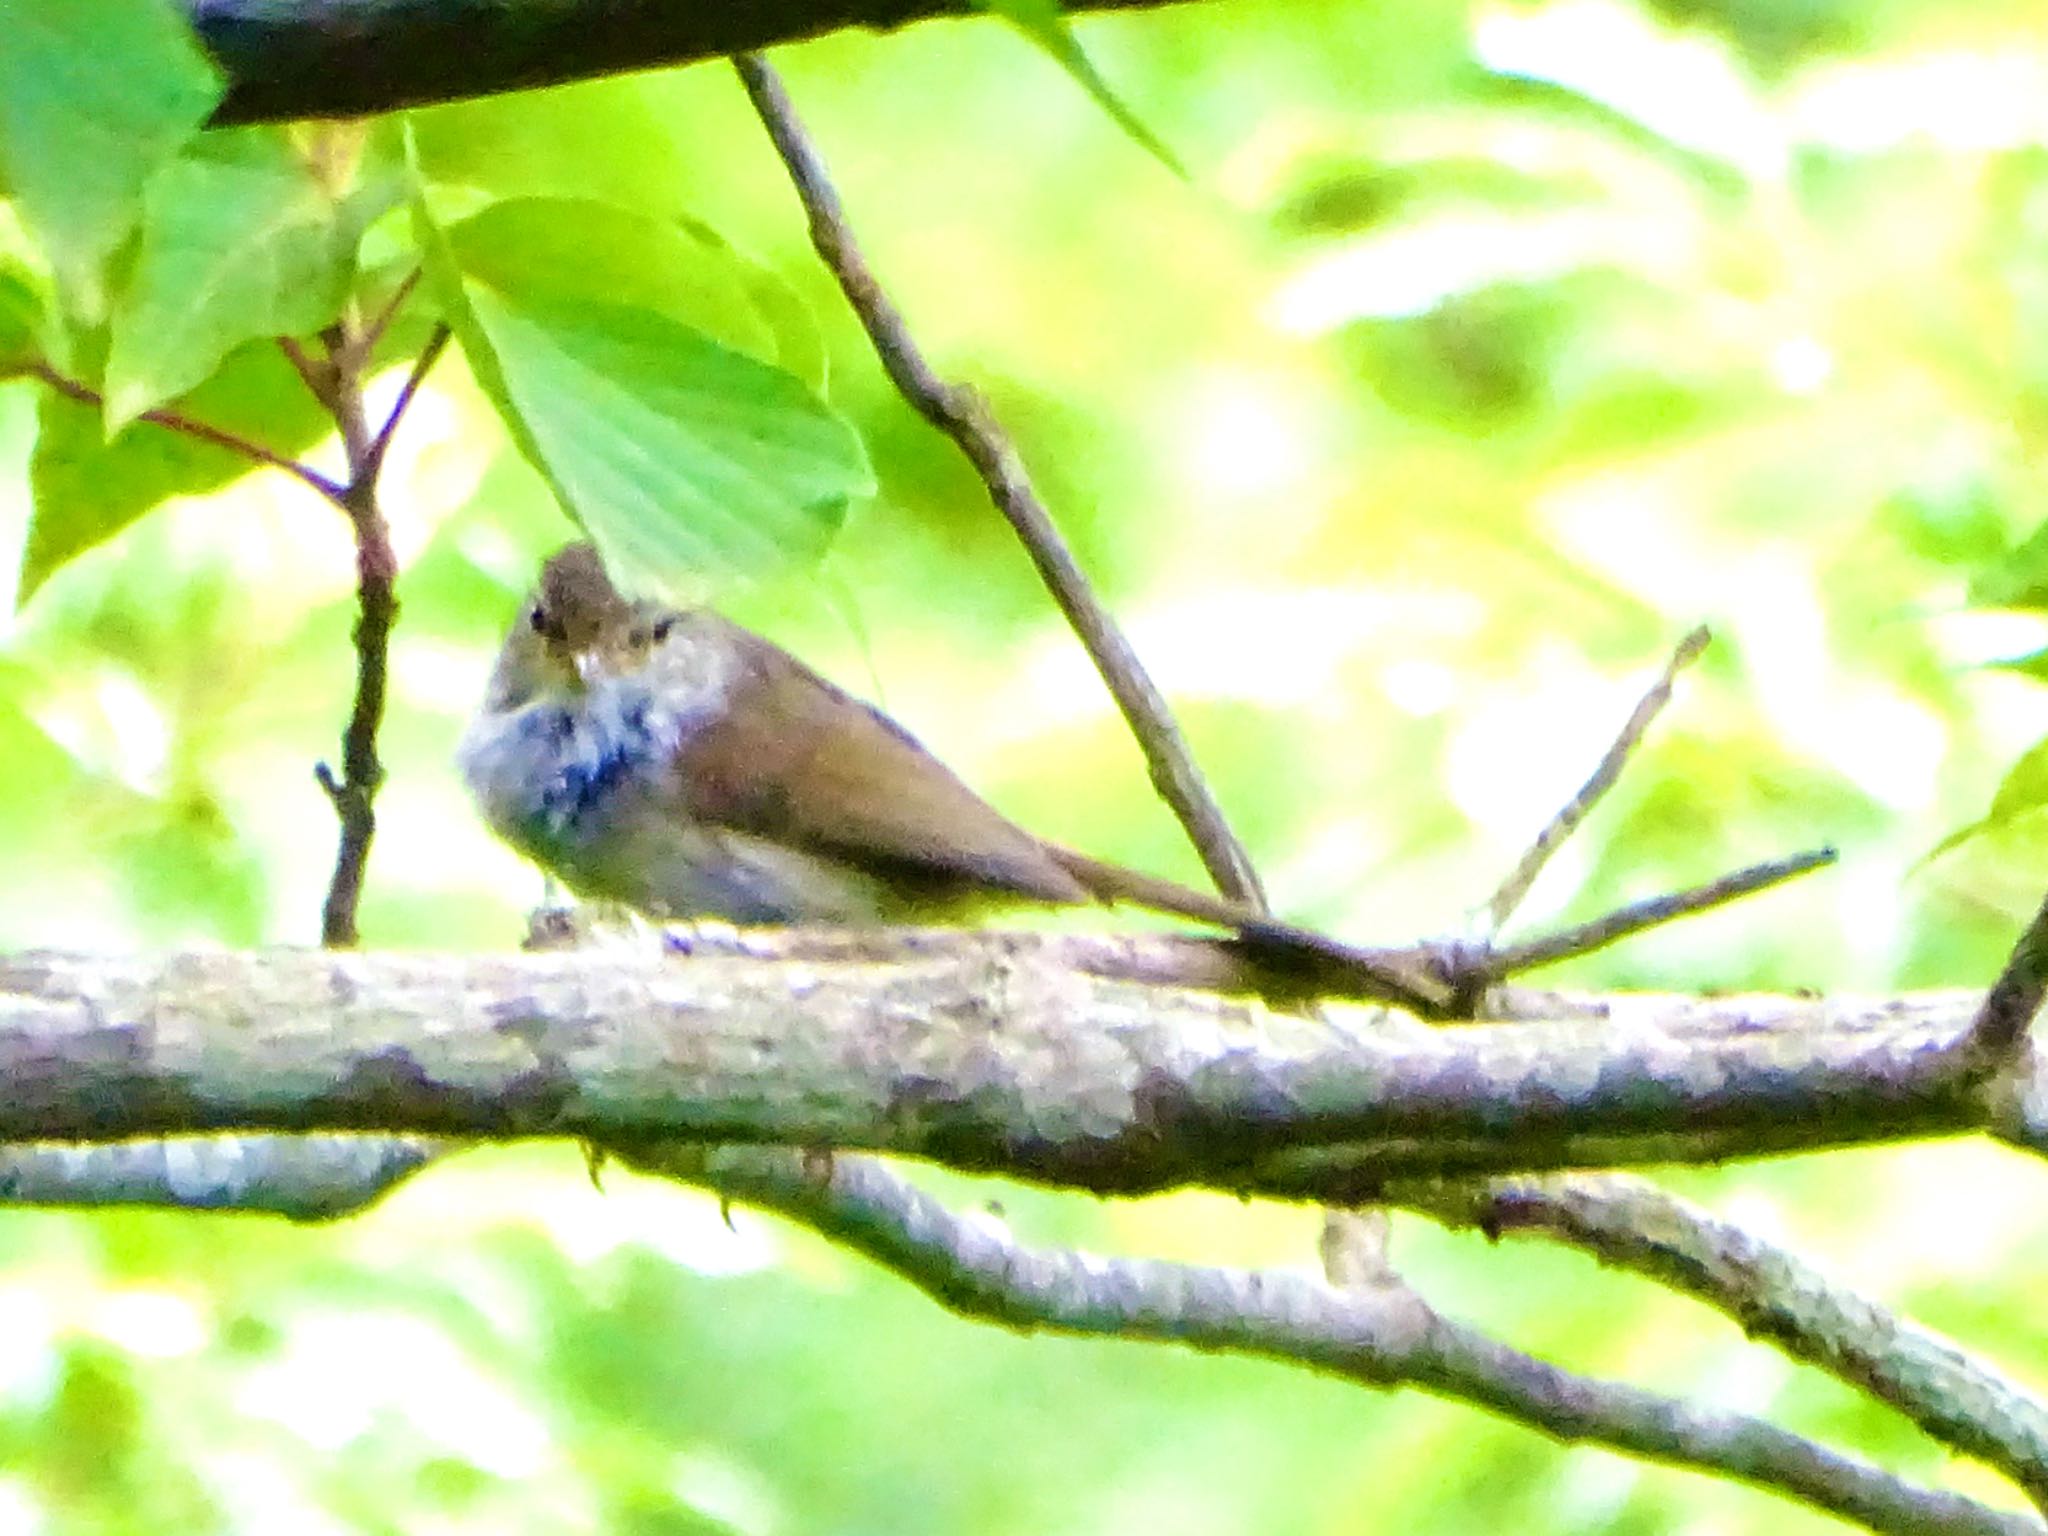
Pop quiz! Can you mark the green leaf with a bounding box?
[1922,733,2048,867]
[103,128,378,428]
[409,80,694,219]
[973,0,1184,176]
[0,0,221,317]
[118,787,267,944]
[696,225,829,394]
[411,183,871,583]
[0,265,45,367]
[22,341,330,603]
[446,198,780,367]
[1880,476,2011,575]
[1969,514,2048,611]
[461,288,870,583]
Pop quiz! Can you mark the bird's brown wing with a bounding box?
[663,614,1091,908]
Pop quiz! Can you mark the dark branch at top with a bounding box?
[189,0,1193,126]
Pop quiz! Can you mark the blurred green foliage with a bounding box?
[1,0,2047,1528]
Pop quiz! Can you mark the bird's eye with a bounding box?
[651,617,675,643]
[528,604,562,642]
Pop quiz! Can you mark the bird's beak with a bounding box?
[574,650,608,689]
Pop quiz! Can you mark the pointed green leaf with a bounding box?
[446,198,778,366]
[685,218,829,392]
[1921,733,2048,867]
[0,0,221,316]
[461,287,870,582]
[974,0,1183,176]
[104,129,377,428]
[410,181,870,583]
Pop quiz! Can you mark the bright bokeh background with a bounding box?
[4,0,2048,1528]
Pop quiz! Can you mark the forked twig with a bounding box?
[1434,628,1831,1001]
[311,307,449,946]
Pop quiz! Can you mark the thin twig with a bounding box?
[275,335,332,407]
[1479,846,1837,978]
[1965,887,2048,1061]
[16,362,346,503]
[357,268,424,362]
[362,323,451,483]
[1483,626,1711,934]
[313,589,394,945]
[316,528,394,944]
[1394,1172,2048,1508]
[731,52,1266,910]
[633,1145,2038,1536]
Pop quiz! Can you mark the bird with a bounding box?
[458,542,1443,1011]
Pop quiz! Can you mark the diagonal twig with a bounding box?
[1965,886,2048,1062]
[361,322,451,484]
[356,268,424,362]
[277,335,333,407]
[631,1144,2039,1536]
[1483,625,1711,935]
[1393,1172,2048,1510]
[15,362,346,504]
[731,52,1267,911]
[1480,845,1839,979]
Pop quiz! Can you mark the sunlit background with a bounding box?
[3,0,2048,1527]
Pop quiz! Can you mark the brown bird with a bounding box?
[458,542,1440,1009]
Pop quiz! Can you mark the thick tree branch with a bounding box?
[189,0,1194,127]
[1,941,2038,1190]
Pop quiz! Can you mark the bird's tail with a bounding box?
[1050,848,1448,1015]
